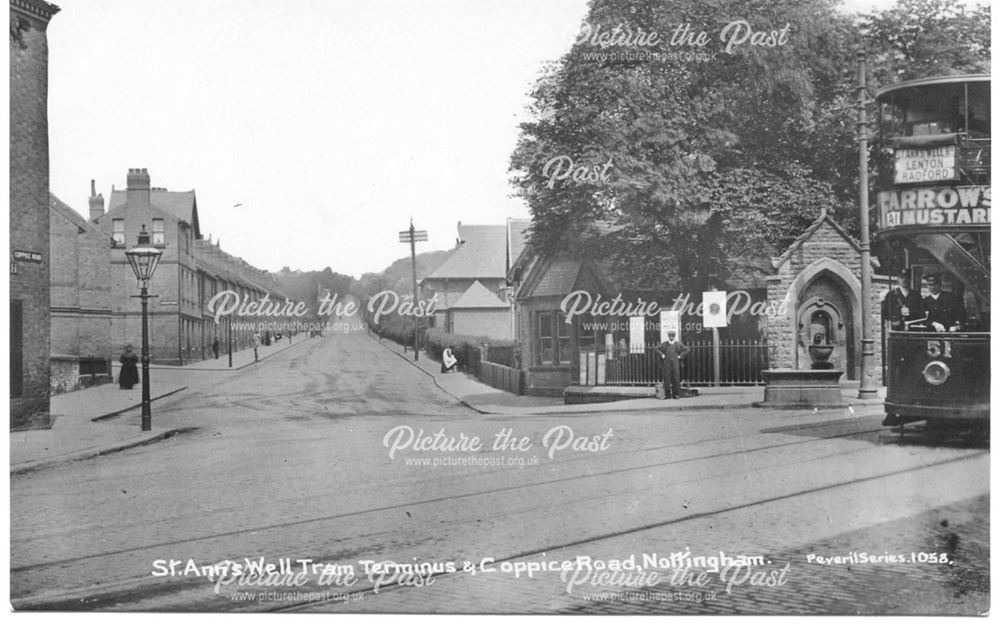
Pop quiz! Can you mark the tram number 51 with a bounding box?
[926,340,952,358]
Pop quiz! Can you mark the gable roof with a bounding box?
[450,280,508,309]
[425,224,507,281]
[772,210,859,270]
[518,255,616,299]
[108,188,201,238]
[49,193,114,242]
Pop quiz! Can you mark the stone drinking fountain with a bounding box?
[755,333,847,409]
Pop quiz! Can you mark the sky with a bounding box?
[46,0,927,278]
[47,0,592,278]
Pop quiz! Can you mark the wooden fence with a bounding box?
[477,360,524,395]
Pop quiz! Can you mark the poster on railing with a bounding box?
[702,290,728,328]
[659,310,680,342]
[629,316,646,354]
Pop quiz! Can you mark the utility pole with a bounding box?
[857,51,878,398]
[399,221,428,361]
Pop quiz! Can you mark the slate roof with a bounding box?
[529,258,583,297]
[450,280,508,309]
[108,188,201,238]
[49,193,114,242]
[518,255,616,299]
[195,239,285,296]
[425,224,507,280]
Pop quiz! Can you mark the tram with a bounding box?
[873,75,990,433]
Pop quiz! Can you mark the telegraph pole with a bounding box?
[857,52,878,398]
[399,221,428,361]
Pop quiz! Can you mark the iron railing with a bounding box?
[577,340,769,387]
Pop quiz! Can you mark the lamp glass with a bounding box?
[125,246,162,282]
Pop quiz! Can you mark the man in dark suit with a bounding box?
[922,273,966,332]
[656,330,689,399]
[881,269,923,330]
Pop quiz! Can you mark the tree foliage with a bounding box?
[861,0,990,86]
[510,0,988,291]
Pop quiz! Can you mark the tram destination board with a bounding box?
[894,146,958,184]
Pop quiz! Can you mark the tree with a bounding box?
[861,0,991,86]
[511,0,989,292]
[510,0,862,291]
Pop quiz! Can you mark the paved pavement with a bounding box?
[373,334,886,416]
[10,332,313,473]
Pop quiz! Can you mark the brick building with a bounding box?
[49,191,113,392]
[90,169,287,365]
[10,0,59,428]
[509,252,617,395]
[420,219,530,341]
[195,236,287,358]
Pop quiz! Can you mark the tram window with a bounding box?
[965,82,991,136]
[889,84,965,137]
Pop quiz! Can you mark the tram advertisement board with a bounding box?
[893,145,958,184]
[877,185,991,228]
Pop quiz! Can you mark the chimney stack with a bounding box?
[126,167,151,210]
[88,179,105,221]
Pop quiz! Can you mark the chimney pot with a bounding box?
[88,179,105,221]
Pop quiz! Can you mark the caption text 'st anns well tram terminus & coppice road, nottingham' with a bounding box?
[872,74,990,436]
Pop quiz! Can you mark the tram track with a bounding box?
[268,449,988,614]
[11,417,886,573]
[10,420,982,610]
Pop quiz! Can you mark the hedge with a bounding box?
[422,328,483,371]
[370,313,416,346]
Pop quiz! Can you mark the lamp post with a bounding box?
[856,52,878,398]
[125,225,162,431]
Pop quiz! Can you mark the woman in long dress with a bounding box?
[441,347,458,373]
[119,345,139,389]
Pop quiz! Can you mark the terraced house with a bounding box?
[90,168,286,365]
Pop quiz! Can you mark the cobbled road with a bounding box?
[10,330,989,614]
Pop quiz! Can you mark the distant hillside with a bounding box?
[353,248,454,298]
[275,266,354,308]
[273,247,454,319]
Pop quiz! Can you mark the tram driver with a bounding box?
[882,269,922,330]
[921,273,966,332]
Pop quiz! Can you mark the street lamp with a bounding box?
[125,225,162,431]
[856,52,878,398]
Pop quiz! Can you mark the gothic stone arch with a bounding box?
[783,258,862,379]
